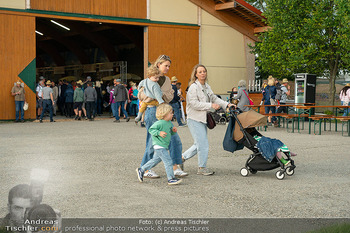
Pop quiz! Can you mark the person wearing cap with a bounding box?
[113,79,130,122]
[276,78,291,114]
[11,81,26,122]
[339,83,350,116]
[40,80,55,123]
[170,76,186,127]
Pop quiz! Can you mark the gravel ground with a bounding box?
[0,116,349,223]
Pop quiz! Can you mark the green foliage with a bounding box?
[306,223,350,233]
[324,110,333,115]
[251,0,350,104]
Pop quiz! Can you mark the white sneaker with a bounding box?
[174,169,188,177]
[143,170,160,179]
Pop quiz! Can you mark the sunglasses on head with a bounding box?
[160,55,171,62]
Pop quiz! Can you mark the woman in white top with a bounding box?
[182,64,233,175]
[339,83,350,116]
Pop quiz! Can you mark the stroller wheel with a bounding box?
[285,167,295,176]
[219,117,226,125]
[275,170,285,180]
[240,168,249,177]
[249,169,257,174]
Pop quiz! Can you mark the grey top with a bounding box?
[280,85,288,103]
[113,84,128,102]
[138,78,164,104]
[84,86,97,102]
[233,87,250,112]
[42,86,53,100]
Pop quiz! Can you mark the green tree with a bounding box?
[245,0,266,12]
[252,0,350,105]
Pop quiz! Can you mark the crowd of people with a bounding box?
[29,74,187,125]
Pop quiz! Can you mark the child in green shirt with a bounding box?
[136,104,182,185]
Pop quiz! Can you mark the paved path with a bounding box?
[1,117,349,222]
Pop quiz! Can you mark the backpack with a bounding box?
[275,85,282,100]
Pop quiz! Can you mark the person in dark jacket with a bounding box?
[169,76,186,126]
[261,75,277,125]
[64,84,74,118]
[84,82,97,121]
[113,79,130,122]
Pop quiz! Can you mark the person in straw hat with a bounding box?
[11,81,26,122]
[39,80,55,123]
[170,76,186,127]
[339,83,350,116]
[276,78,291,114]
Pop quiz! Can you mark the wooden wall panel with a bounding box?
[0,14,36,120]
[148,25,199,97]
[30,0,147,19]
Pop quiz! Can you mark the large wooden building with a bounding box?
[0,0,266,120]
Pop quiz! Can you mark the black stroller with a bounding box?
[225,108,296,180]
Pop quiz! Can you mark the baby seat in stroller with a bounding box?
[228,109,296,180]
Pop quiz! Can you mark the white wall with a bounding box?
[149,0,197,24]
[201,10,247,95]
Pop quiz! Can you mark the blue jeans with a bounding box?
[341,101,350,116]
[182,119,209,168]
[40,99,53,121]
[265,106,276,122]
[141,106,183,166]
[141,148,174,180]
[115,101,128,120]
[15,101,24,121]
[171,102,184,126]
[111,102,116,117]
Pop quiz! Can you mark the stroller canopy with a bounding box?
[233,110,267,142]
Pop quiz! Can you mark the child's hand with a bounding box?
[159,131,167,138]
[172,127,177,133]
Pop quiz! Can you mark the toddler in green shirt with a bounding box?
[136,104,183,185]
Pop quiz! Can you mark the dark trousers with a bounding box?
[40,99,53,121]
[65,102,73,117]
[277,103,287,113]
[86,101,95,119]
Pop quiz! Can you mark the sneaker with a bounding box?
[126,117,130,122]
[168,178,182,185]
[143,170,160,179]
[174,169,188,177]
[136,168,144,182]
[140,122,145,128]
[21,120,25,123]
[178,124,187,128]
[40,119,43,123]
[114,120,120,123]
[197,167,215,176]
[78,117,81,121]
[75,115,78,120]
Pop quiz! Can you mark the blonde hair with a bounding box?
[156,104,173,120]
[154,55,171,69]
[188,64,207,87]
[147,65,161,78]
[268,75,275,86]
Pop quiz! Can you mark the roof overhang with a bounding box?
[190,0,269,41]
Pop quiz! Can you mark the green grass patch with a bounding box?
[307,223,350,233]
